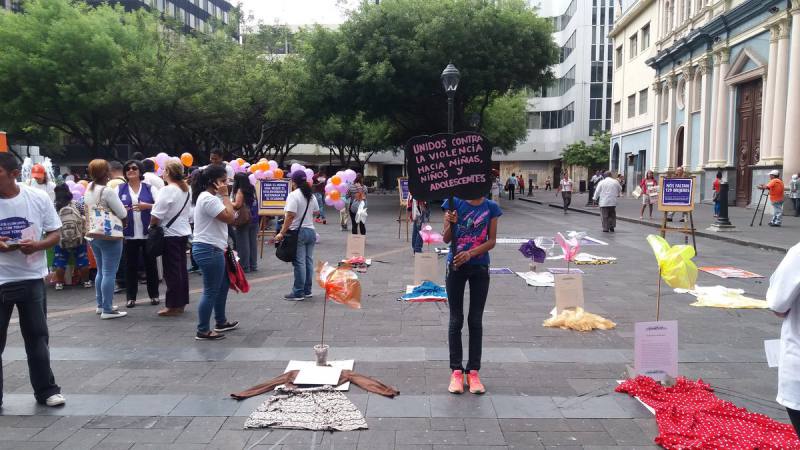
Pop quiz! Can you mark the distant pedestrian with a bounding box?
[52,184,92,290]
[106,161,126,190]
[517,176,524,195]
[766,241,800,438]
[0,153,66,408]
[712,171,723,218]
[442,195,501,395]
[527,176,534,196]
[347,174,367,235]
[617,174,626,193]
[26,163,56,201]
[275,170,319,302]
[489,177,500,201]
[758,170,785,227]
[409,193,429,254]
[313,173,327,225]
[790,173,799,217]
[231,173,259,273]
[639,170,658,219]
[593,171,622,232]
[588,171,600,206]
[506,173,517,200]
[141,159,164,192]
[544,176,552,191]
[557,172,573,214]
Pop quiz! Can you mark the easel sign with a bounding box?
[634,320,678,382]
[554,273,584,313]
[398,177,409,206]
[258,179,291,216]
[346,235,366,259]
[414,252,440,285]
[658,177,694,212]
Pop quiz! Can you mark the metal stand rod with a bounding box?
[321,294,328,347]
[751,190,767,227]
[656,272,662,322]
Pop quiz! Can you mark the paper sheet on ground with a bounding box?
[516,271,555,287]
[674,285,768,309]
[698,266,764,279]
[283,360,355,391]
[765,340,781,368]
[548,267,584,274]
[573,253,617,265]
[489,267,514,275]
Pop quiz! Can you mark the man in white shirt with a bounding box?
[557,173,573,214]
[0,153,65,408]
[593,171,623,232]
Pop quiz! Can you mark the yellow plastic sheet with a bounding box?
[543,307,616,331]
[675,286,768,309]
[646,235,697,290]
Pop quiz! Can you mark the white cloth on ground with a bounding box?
[244,387,368,431]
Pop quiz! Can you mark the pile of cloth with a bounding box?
[399,281,447,302]
[616,376,800,449]
[674,285,768,309]
[516,271,555,287]
[543,307,616,331]
[573,253,617,265]
[340,256,370,273]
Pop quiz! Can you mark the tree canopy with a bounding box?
[561,131,611,170]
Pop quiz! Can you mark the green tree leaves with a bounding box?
[561,131,611,170]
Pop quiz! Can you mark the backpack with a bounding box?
[58,204,85,249]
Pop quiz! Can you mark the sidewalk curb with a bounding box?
[518,197,789,253]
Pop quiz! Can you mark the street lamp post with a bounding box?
[441,63,460,134]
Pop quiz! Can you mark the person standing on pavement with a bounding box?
[84,159,129,320]
[231,173,259,273]
[588,171,600,206]
[408,193,429,254]
[150,161,192,317]
[0,153,66,408]
[712,171,723,218]
[527,175,534,196]
[593,170,622,232]
[27,164,56,201]
[106,161,126,190]
[141,159,164,193]
[347,174,367,235]
[639,170,658,219]
[442,195,501,395]
[52,184,92,291]
[275,170,319,302]
[191,165,238,340]
[517,176,524,196]
[766,241,800,437]
[758,170,785,227]
[505,173,517,200]
[118,160,160,309]
[545,176,552,191]
[312,173,327,225]
[789,173,799,217]
[556,172,573,214]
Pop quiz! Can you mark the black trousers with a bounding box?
[349,210,366,235]
[446,264,490,372]
[562,192,572,212]
[788,407,800,439]
[163,236,190,309]
[508,187,515,200]
[0,279,60,405]
[600,206,617,231]
[124,239,159,301]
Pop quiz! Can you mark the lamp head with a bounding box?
[440,63,460,94]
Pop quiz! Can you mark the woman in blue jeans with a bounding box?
[191,165,237,340]
[275,170,319,301]
[84,159,129,319]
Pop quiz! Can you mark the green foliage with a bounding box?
[561,131,611,169]
[478,91,527,153]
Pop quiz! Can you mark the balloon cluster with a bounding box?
[323,169,357,211]
[151,152,192,176]
[65,179,89,201]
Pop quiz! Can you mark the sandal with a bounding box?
[126,299,136,308]
[150,298,160,306]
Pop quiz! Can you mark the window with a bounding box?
[627,94,636,118]
[614,101,621,123]
[537,66,576,97]
[629,34,638,59]
[641,23,650,51]
[639,89,648,114]
[591,62,604,82]
[550,0,576,31]
[526,103,575,129]
[615,46,623,69]
[560,32,576,63]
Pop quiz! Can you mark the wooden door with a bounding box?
[734,79,763,206]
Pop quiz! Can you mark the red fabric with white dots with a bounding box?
[616,376,800,449]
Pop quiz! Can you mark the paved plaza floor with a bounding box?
[0,193,793,449]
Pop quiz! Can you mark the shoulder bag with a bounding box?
[233,196,253,227]
[275,196,311,263]
[86,186,124,240]
[146,192,190,257]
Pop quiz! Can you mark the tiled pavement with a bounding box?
[0,193,792,449]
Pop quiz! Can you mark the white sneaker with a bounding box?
[83,281,93,288]
[45,394,65,407]
[100,310,127,319]
[54,283,64,291]
[96,306,119,315]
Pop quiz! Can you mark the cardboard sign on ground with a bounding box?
[346,235,366,259]
[554,273,584,313]
[414,252,440,285]
[698,266,764,279]
[634,321,678,382]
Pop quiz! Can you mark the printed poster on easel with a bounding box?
[634,320,678,382]
[398,177,409,206]
[346,235,366,259]
[258,179,291,216]
[657,177,697,250]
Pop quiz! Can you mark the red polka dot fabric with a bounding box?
[616,376,800,449]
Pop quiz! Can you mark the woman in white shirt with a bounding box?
[117,160,160,308]
[150,161,192,317]
[767,242,800,437]
[84,159,129,319]
[275,170,319,301]
[191,165,237,340]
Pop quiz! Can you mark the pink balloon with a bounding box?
[336,183,348,194]
[324,183,336,193]
[255,170,266,180]
[264,170,274,179]
[324,195,334,206]
[344,169,356,182]
[248,174,257,186]
[229,160,240,171]
[304,168,314,180]
[268,160,278,171]
[71,189,82,201]
[333,199,345,211]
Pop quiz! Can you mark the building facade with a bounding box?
[609,0,659,194]
[635,0,800,208]
[496,0,615,190]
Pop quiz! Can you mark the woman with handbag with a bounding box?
[712,170,722,218]
[347,174,367,235]
[84,159,129,319]
[118,160,160,308]
[275,170,319,301]
[231,173,259,273]
[191,165,238,340]
[149,161,192,317]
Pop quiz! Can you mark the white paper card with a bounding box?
[346,235,366,258]
[554,273,584,312]
[293,366,342,386]
[414,252,440,285]
[765,339,781,368]
[20,225,44,266]
[284,360,355,391]
[634,321,678,382]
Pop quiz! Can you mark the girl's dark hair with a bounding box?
[124,160,145,182]
[297,179,312,200]
[232,173,255,206]
[354,173,363,184]
[192,165,228,204]
[716,170,723,179]
[54,184,72,211]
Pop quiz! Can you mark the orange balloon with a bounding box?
[152,159,159,171]
[78,180,89,187]
[329,190,341,201]
[249,164,257,173]
[236,158,245,165]
[273,168,284,179]
[180,152,193,167]
[331,175,342,186]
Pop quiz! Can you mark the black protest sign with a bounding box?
[404,132,492,202]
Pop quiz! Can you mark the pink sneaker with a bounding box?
[466,370,486,394]
[448,370,464,394]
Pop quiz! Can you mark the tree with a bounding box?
[478,91,527,153]
[561,131,610,170]
[313,112,395,169]
[302,0,558,150]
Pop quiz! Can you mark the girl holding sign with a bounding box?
[442,196,501,394]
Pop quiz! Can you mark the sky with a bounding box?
[237,0,356,26]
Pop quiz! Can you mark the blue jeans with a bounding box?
[292,227,316,298]
[772,201,784,225]
[713,200,721,216]
[411,211,430,253]
[314,193,326,220]
[90,239,123,313]
[193,243,229,333]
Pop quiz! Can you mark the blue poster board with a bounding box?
[659,177,695,212]
[258,179,291,216]
[398,177,409,205]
